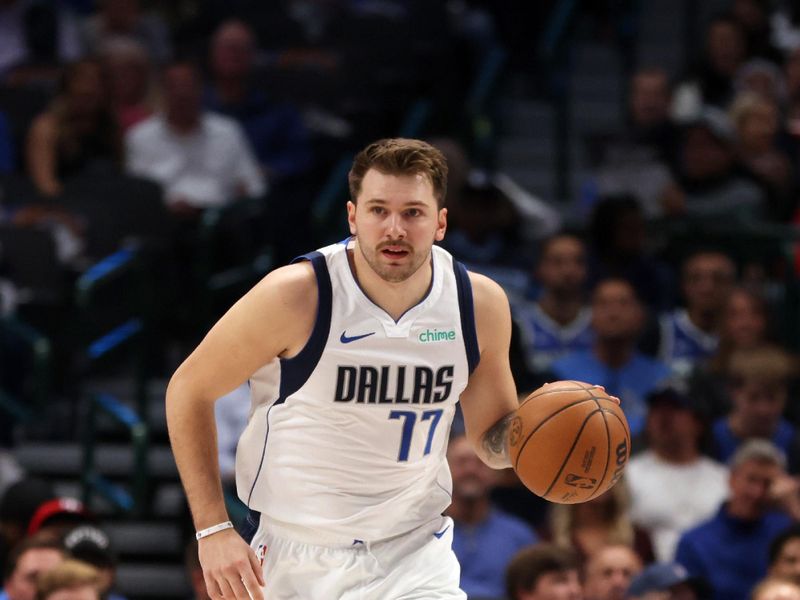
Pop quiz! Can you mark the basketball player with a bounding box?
[166,138,521,599]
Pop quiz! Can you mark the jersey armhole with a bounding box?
[276,252,333,401]
[453,261,480,374]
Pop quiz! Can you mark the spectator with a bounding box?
[655,250,736,377]
[61,526,124,600]
[626,384,729,562]
[729,92,794,220]
[672,16,748,118]
[100,37,157,132]
[627,562,709,600]
[35,560,100,600]
[593,68,678,219]
[126,60,266,216]
[446,433,538,599]
[675,439,800,600]
[1,536,65,600]
[665,108,766,224]
[513,233,593,376]
[769,2,800,54]
[711,344,800,471]
[751,578,800,600]
[548,481,655,564]
[550,278,670,436]
[25,59,122,198]
[439,172,533,291]
[26,498,91,539]
[731,0,783,63]
[734,59,786,103]
[586,197,675,311]
[204,19,312,181]
[0,0,81,85]
[582,544,643,600]
[80,0,171,64]
[769,525,800,584]
[688,286,770,419]
[0,479,55,573]
[505,543,582,600]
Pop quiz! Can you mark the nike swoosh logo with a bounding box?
[340,331,376,344]
[433,525,450,539]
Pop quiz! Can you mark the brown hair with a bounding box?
[505,544,579,600]
[728,344,797,385]
[348,138,448,208]
[36,560,101,600]
[549,479,635,551]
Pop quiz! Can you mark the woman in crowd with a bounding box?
[25,59,122,198]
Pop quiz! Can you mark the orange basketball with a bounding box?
[508,380,631,504]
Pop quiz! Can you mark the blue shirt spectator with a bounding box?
[447,434,537,599]
[548,278,671,436]
[551,350,670,437]
[675,439,798,600]
[453,508,538,599]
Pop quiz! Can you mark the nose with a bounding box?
[386,213,406,239]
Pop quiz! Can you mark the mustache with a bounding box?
[377,241,413,251]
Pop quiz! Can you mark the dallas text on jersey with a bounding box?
[334,365,455,404]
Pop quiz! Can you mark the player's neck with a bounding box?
[538,293,583,326]
[348,246,432,321]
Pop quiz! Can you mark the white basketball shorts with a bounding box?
[248,515,466,599]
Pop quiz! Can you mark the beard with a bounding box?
[358,239,427,283]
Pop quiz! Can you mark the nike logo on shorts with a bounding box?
[433,525,450,539]
[340,331,376,344]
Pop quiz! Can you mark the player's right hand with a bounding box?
[199,529,265,599]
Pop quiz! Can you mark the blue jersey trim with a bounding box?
[245,251,333,507]
[454,261,480,374]
[279,251,333,403]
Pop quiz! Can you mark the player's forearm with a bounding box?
[166,380,229,529]
[477,411,516,469]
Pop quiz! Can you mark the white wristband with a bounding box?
[196,521,234,540]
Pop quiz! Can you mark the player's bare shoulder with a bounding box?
[466,271,512,351]
[246,261,318,356]
[253,260,318,314]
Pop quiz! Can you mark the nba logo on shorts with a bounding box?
[257,544,267,566]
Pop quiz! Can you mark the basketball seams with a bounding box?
[513,397,596,470]
[584,401,612,502]
[540,408,603,498]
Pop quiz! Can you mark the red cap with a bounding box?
[27,498,90,536]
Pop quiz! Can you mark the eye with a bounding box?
[405,208,421,217]
[370,206,386,215]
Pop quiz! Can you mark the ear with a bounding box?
[347,201,357,235]
[434,207,447,242]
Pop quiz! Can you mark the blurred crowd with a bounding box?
[1,0,800,600]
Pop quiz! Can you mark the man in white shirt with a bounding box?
[626,384,728,561]
[125,60,266,215]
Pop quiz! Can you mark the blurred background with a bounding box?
[1,0,800,599]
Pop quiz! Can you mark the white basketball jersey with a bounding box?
[235,240,479,542]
